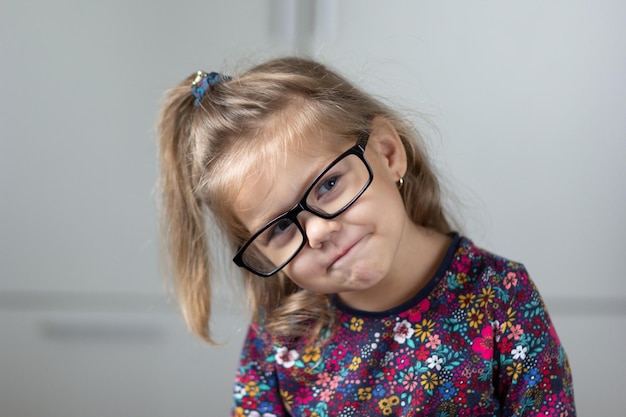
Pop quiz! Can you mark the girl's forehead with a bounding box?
[244,125,348,178]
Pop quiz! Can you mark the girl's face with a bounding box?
[234,117,419,309]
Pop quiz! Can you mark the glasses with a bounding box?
[233,132,373,277]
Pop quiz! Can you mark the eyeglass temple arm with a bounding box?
[357,130,369,149]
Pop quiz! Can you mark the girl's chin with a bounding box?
[287,255,389,294]
[335,265,388,293]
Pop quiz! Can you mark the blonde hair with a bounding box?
[157,57,452,344]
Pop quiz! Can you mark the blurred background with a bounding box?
[1,1,624,416]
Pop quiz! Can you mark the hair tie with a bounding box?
[191,71,231,107]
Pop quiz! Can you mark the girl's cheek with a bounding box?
[286,254,317,282]
[283,258,305,282]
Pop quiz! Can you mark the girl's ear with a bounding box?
[369,116,407,182]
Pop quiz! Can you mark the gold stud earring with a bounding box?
[397,177,404,190]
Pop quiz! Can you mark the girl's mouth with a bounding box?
[329,236,364,269]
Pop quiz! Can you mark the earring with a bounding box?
[397,177,404,190]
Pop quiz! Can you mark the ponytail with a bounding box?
[157,79,214,343]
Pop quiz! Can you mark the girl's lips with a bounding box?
[329,236,364,268]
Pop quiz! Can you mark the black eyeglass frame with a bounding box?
[233,131,373,277]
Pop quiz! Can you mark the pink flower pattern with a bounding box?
[472,324,494,360]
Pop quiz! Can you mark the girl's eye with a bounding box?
[267,218,295,242]
[317,175,339,196]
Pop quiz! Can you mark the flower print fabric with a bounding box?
[232,235,576,416]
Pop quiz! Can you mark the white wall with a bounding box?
[1,1,624,416]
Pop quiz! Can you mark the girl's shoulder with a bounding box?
[446,235,539,306]
[453,235,528,279]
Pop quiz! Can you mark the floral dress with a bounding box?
[232,235,576,416]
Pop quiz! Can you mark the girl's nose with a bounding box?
[299,212,341,249]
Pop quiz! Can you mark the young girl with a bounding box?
[157,57,575,416]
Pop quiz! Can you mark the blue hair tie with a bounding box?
[191,71,231,107]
